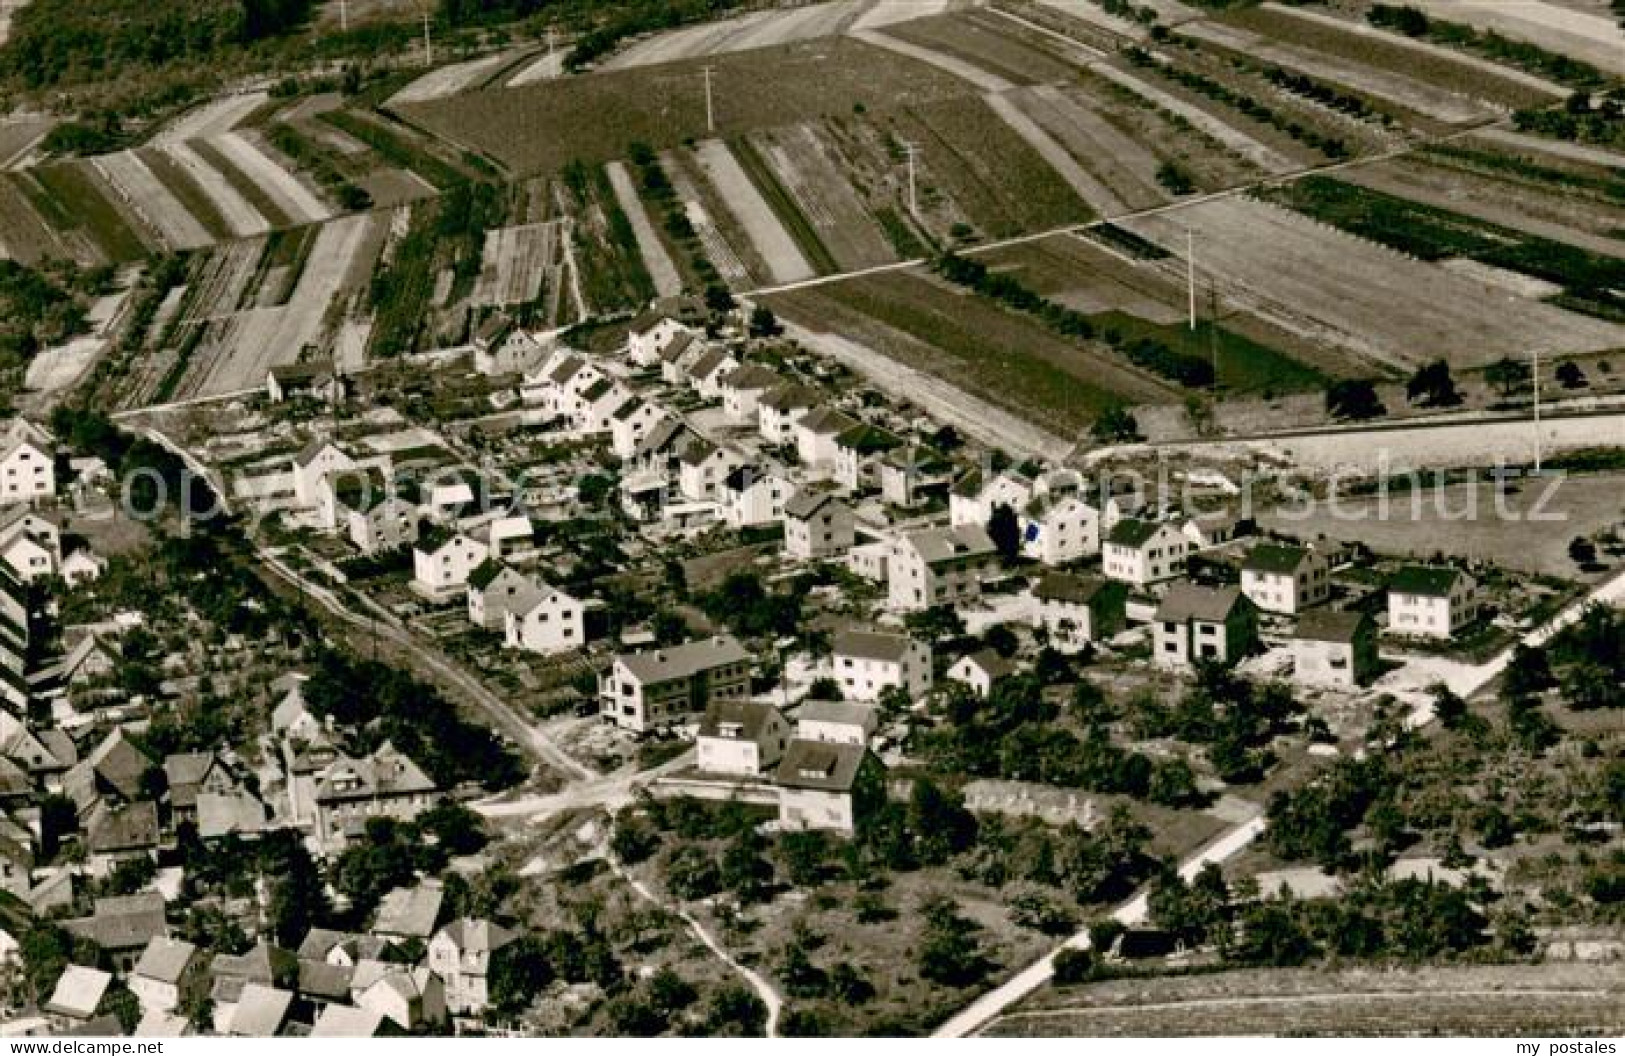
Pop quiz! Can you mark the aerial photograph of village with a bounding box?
[0,0,1618,1042]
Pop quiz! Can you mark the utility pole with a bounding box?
[901,141,920,217]
[1186,227,1197,332]
[1208,279,1220,387]
[339,0,349,32]
[422,5,433,67]
[1532,347,1543,474]
[701,65,716,134]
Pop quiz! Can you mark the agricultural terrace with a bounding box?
[765,268,1179,436]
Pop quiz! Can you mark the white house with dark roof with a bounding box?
[877,446,955,509]
[627,312,694,367]
[471,314,542,376]
[830,630,932,702]
[429,918,517,1016]
[329,469,419,556]
[833,423,903,491]
[1387,565,1478,639]
[949,467,1035,529]
[1103,518,1188,589]
[599,635,753,732]
[783,490,855,560]
[0,508,59,583]
[312,742,437,849]
[291,439,358,512]
[719,363,781,422]
[774,740,885,834]
[1031,572,1126,651]
[677,440,741,504]
[1152,583,1257,670]
[758,383,819,446]
[659,332,709,384]
[609,397,667,460]
[466,561,534,631]
[887,524,999,611]
[130,938,209,1016]
[1241,543,1330,615]
[687,346,740,400]
[794,406,858,473]
[1293,609,1379,688]
[412,529,490,601]
[795,700,878,746]
[1021,492,1100,566]
[947,648,1016,698]
[696,699,790,776]
[718,465,790,529]
[0,419,54,506]
[503,581,584,655]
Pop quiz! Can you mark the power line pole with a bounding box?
[422,5,433,66]
[901,141,920,217]
[1186,227,1197,332]
[1208,279,1220,387]
[339,0,349,32]
[701,65,716,134]
[1532,347,1543,474]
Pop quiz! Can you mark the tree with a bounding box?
[1155,160,1195,195]
[489,935,553,1015]
[704,985,768,1036]
[664,845,722,901]
[1556,360,1587,389]
[1091,406,1141,443]
[1569,536,1598,567]
[611,811,661,865]
[1051,947,1095,984]
[917,896,990,987]
[1484,356,1531,397]
[1406,359,1460,407]
[747,306,782,338]
[988,503,1022,561]
[1502,643,1554,700]
[1325,379,1385,421]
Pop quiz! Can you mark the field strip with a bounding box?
[0,0,20,46]
[1258,3,1568,98]
[666,154,752,285]
[603,9,780,68]
[851,28,1015,92]
[779,319,1072,460]
[473,222,554,306]
[0,117,53,170]
[993,987,1617,1027]
[507,50,564,87]
[158,141,270,238]
[693,139,814,285]
[603,1,873,69]
[389,50,526,106]
[152,91,269,146]
[605,161,683,297]
[1087,60,1297,174]
[1032,0,1146,40]
[1405,0,1625,77]
[1471,127,1625,170]
[1032,85,1165,207]
[211,131,330,225]
[1179,19,1491,124]
[985,91,1125,218]
[850,0,950,33]
[91,151,214,251]
[1121,196,1625,367]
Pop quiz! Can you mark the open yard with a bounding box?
[990,962,1625,1036]
[1258,472,1625,580]
[1119,195,1625,372]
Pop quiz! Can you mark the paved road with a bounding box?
[933,817,1267,1038]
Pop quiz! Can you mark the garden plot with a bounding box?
[210,131,332,226]
[692,139,814,285]
[472,222,558,307]
[604,0,870,69]
[850,0,951,32]
[1179,18,1493,125]
[507,50,564,87]
[151,92,270,147]
[605,161,682,298]
[1120,197,1625,370]
[986,90,1132,217]
[664,151,754,287]
[185,213,379,397]
[1004,84,1167,213]
[389,49,532,105]
[0,116,52,169]
[747,124,896,271]
[91,151,213,251]
[1472,128,1625,170]
[1089,60,1297,174]
[1240,4,1565,106]
[0,176,71,263]
[156,141,271,238]
[1406,0,1625,76]
[877,10,1087,87]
